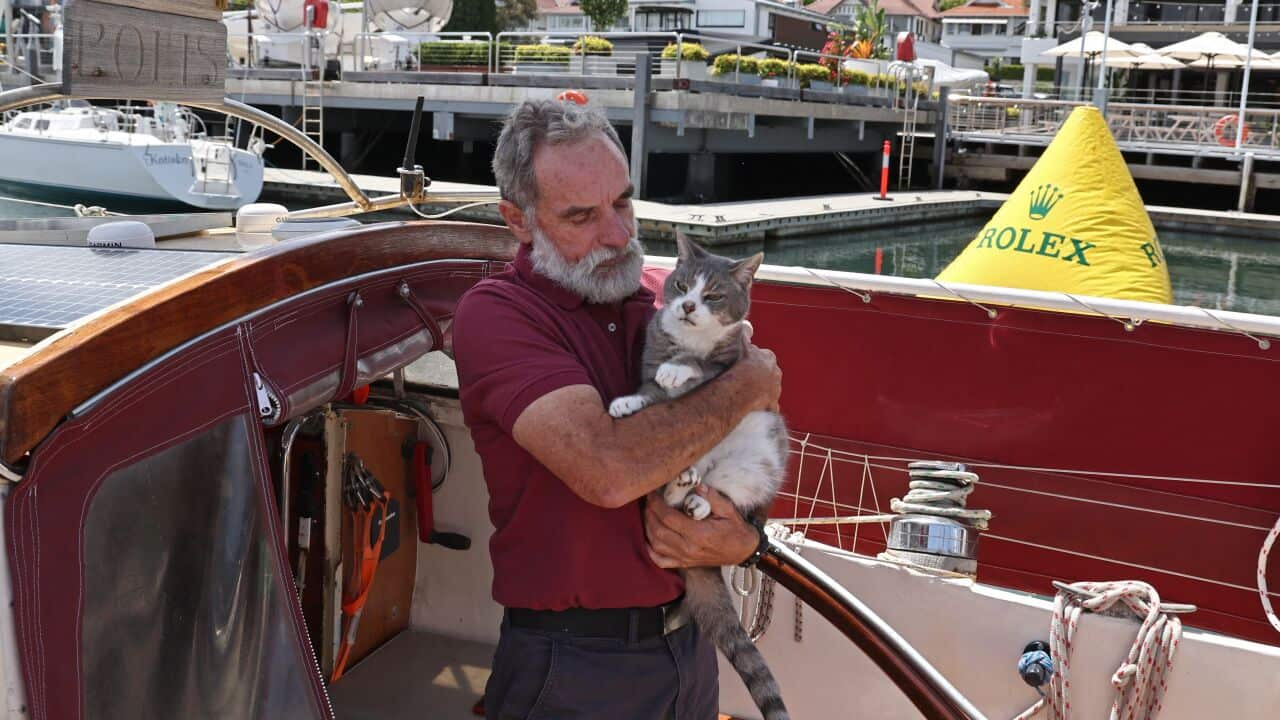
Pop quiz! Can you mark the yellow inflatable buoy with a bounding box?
[937,106,1172,305]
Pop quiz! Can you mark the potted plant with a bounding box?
[513,44,571,74]
[661,42,710,81]
[758,58,794,88]
[570,35,616,75]
[839,68,872,95]
[796,63,834,91]
[415,41,493,73]
[710,54,761,85]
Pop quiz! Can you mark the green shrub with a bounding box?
[839,68,871,86]
[572,36,613,55]
[711,54,759,76]
[661,42,709,61]
[514,44,571,64]
[1037,66,1054,82]
[1006,106,1021,119]
[795,62,833,87]
[758,57,790,79]
[416,41,498,67]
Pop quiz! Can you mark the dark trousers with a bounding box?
[484,613,719,720]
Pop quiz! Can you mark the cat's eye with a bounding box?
[703,293,723,302]
[675,280,687,292]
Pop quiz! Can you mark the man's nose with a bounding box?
[682,301,696,314]
[599,208,632,248]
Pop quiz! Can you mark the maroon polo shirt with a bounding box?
[452,244,682,610]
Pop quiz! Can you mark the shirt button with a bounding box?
[607,322,617,333]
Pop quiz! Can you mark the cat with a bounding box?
[608,233,790,720]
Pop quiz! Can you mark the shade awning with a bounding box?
[1042,31,1141,60]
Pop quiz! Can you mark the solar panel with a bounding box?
[0,244,234,338]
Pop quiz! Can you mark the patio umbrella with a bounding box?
[1104,43,1185,70]
[1156,31,1270,71]
[1043,32,1141,97]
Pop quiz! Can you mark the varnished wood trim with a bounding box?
[0,221,517,464]
[759,551,978,720]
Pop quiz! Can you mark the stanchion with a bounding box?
[875,140,893,201]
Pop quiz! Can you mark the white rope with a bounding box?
[803,267,871,303]
[888,467,992,531]
[929,279,999,319]
[1014,581,1187,720]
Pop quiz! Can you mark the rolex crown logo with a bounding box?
[1029,184,1065,221]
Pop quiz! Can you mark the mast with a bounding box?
[1235,0,1259,152]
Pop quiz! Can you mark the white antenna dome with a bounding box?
[367,0,454,33]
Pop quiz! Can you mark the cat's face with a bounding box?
[660,234,763,345]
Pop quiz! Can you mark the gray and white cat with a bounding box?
[609,234,790,720]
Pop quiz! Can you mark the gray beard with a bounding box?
[530,224,645,304]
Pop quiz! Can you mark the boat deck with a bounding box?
[330,630,494,720]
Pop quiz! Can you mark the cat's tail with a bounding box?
[684,567,790,720]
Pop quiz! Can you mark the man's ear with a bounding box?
[498,200,535,245]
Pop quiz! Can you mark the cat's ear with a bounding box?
[675,232,705,262]
[729,252,764,286]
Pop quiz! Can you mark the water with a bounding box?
[647,219,1280,317]
[3,194,1278,317]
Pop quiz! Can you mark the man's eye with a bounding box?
[675,281,687,292]
[703,294,722,302]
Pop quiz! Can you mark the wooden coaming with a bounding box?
[0,220,518,465]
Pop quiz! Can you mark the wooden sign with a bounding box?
[62,0,227,103]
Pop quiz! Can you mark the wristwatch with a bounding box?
[738,515,770,568]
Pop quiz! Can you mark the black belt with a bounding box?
[507,597,690,642]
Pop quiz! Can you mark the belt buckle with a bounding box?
[661,599,689,636]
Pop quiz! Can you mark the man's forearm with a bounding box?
[596,365,758,507]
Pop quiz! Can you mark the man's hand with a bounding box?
[644,486,759,569]
[734,340,782,414]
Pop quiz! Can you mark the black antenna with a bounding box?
[399,96,429,199]
[402,95,424,171]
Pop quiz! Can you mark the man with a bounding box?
[452,98,782,719]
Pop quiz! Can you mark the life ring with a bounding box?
[1214,114,1248,147]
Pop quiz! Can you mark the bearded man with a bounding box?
[452,99,782,719]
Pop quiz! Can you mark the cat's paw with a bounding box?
[608,394,648,418]
[675,466,701,489]
[663,467,701,505]
[655,362,699,390]
[683,494,712,521]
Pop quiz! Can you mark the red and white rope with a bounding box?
[1259,514,1280,634]
[1014,581,1183,720]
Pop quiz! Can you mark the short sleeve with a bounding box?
[453,283,593,435]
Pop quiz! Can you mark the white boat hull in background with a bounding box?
[0,134,263,210]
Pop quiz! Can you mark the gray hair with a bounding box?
[491,99,626,214]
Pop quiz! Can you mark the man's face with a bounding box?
[530,133,636,263]
[502,132,644,304]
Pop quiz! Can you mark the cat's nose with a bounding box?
[681,301,696,314]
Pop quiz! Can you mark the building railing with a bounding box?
[947,94,1280,156]
[491,31,681,78]
[352,31,493,73]
[1,33,59,80]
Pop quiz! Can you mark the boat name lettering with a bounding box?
[973,227,1106,267]
[62,1,226,103]
[145,154,188,167]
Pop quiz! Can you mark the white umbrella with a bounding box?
[1042,31,1142,61]
[1187,54,1280,70]
[1156,31,1270,70]
[1104,43,1184,70]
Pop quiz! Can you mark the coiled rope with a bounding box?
[888,463,992,531]
[1014,581,1193,720]
[1258,513,1280,634]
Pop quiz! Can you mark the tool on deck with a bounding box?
[331,454,391,683]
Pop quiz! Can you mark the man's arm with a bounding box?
[512,344,781,509]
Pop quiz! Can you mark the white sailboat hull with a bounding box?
[0,133,263,210]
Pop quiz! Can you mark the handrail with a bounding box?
[352,31,494,73]
[760,539,987,720]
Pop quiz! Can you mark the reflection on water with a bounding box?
[647,220,1280,317]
